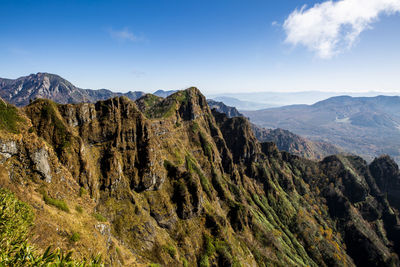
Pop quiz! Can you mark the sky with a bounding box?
[1,0,400,94]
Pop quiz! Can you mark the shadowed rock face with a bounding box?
[1,87,400,266]
[370,156,400,209]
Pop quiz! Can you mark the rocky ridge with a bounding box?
[0,88,399,266]
[0,72,146,106]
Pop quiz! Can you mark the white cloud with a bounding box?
[283,0,400,59]
[131,69,146,77]
[108,27,139,42]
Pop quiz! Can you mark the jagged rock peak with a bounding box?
[137,87,211,120]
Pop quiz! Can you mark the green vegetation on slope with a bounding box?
[0,100,24,133]
[143,90,190,119]
[42,192,70,212]
[0,188,102,266]
[39,100,72,153]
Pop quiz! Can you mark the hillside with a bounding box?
[1,88,400,266]
[243,95,400,163]
[207,91,400,110]
[0,73,146,106]
[207,99,243,118]
[252,126,342,160]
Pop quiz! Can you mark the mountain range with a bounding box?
[0,72,149,106]
[1,73,342,162]
[243,95,400,164]
[207,91,400,110]
[1,87,400,266]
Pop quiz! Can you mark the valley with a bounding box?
[243,95,400,164]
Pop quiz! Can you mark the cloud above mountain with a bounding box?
[107,27,139,42]
[283,0,400,59]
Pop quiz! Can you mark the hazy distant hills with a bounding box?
[153,89,178,98]
[209,96,273,110]
[243,95,400,163]
[0,72,146,106]
[207,91,400,110]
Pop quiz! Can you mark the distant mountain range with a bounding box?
[0,73,152,106]
[207,91,400,110]
[153,89,178,98]
[0,73,191,107]
[243,95,400,163]
[208,96,273,110]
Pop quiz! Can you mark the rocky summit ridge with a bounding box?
[0,72,146,106]
[0,87,400,266]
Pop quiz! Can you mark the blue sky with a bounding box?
[1,0,400,94]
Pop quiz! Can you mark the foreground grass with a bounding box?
[0,188,102,266]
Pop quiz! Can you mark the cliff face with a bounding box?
[1,88,400,266]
